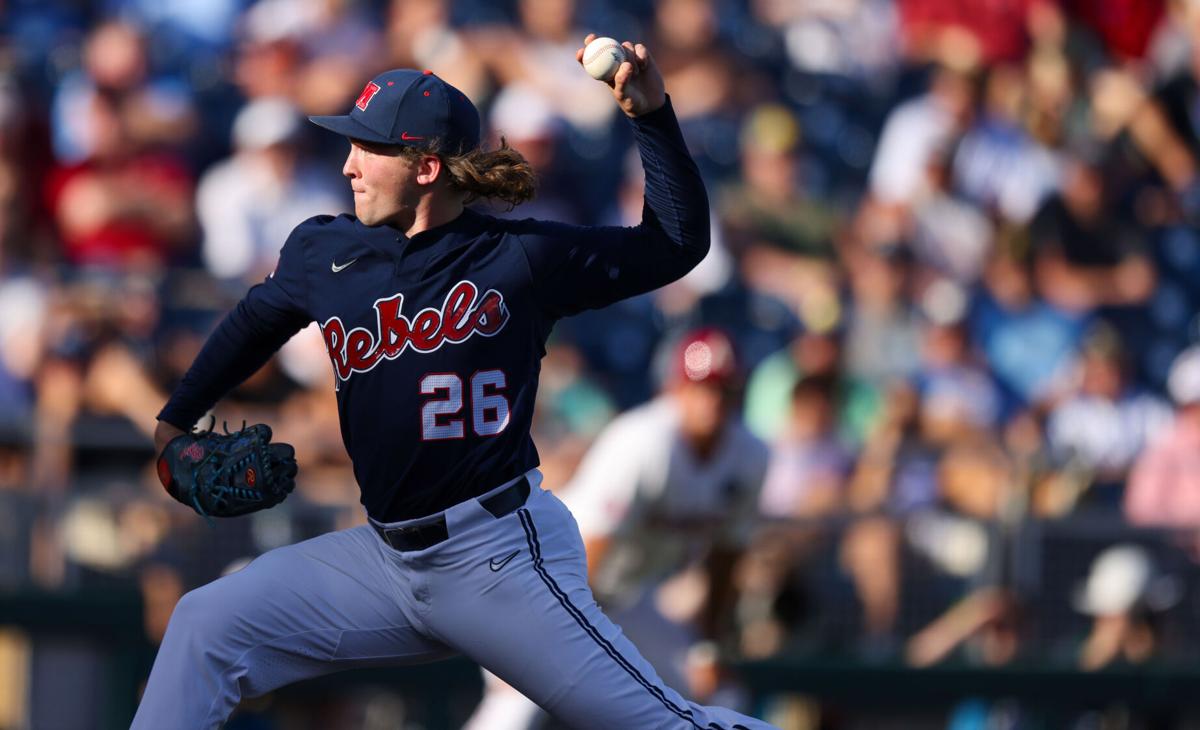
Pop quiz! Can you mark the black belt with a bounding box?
[371,477,531,552]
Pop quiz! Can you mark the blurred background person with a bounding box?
[476,0,617,140]
[737,372,851,659]
[719,104,837,261]
[46,91,194,271]
[197,97,346,287]
[1045,325,1172,512]
[1126,345,1200,532]
[466,328,768,729]
[1028,151,1157,316]
[969,234,1087,410]
[51,20,197,167]
[1072,544,1180,672]
[865,65,976,215]
[386,0,490,103]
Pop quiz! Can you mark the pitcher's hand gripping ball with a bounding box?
[157,423,298,518]
[582,36,626,81]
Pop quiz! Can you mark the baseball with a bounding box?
[582,36,626,81]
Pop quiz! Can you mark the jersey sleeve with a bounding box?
[513,96,710,318]
[158,222,315,430]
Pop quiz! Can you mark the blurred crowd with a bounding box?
[4,0,1200,727]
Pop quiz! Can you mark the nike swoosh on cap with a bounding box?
[401,132,424,141]
[331,258,358,273]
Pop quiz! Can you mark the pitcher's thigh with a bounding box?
[425,502,723,729]
[134,527,451,729]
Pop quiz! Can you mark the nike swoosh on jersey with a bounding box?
[489,550,520,572]
[331,258,358,273]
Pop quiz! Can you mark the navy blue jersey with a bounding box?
[160,98,709,521]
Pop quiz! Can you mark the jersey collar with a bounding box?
[351,207,486,260]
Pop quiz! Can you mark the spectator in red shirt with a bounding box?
[898,0,1038,65]
[46,90,193,270]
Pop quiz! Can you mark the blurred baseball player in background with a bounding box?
[466,327,770,729]
[133,32,775,730]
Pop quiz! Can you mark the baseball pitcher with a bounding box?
[134,35,775,730]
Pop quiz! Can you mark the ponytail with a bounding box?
[398,137,536,208]
[398,137,534,208]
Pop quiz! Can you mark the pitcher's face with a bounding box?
[343,140,420,227]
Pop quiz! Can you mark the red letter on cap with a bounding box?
[355,81,382,111]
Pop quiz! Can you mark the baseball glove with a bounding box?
[156,422,298,519]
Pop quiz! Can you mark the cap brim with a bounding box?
[308,114,397,145]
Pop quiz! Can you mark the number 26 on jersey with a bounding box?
[419,369,510,441]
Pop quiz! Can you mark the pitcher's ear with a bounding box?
[415,154,444,186]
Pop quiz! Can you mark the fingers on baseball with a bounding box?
[578,32,596,62]
[614,62,635,91]
[634,43,650,68]
[620,42,639,70]
[619,41,650,73]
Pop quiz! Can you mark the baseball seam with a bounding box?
[584,42,622,65]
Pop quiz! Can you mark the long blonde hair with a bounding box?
[401,138,536,209]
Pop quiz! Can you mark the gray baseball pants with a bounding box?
[130,472,774,729]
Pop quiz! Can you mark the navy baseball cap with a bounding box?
[309,69,481,154]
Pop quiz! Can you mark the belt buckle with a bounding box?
[387,524,424,548]
[384,518,447,551]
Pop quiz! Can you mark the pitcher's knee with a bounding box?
[165,582,245,654]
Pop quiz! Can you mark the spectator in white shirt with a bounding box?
[197,97,346,285]
[465,328,769,730]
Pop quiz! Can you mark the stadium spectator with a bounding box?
[743,327,844,442]
[924,292,1001,418]
[719,103,838,261]
[385,0,489,102]
[47,88,195,270]
[1028,153,1157,315]
[1046,325,1172,511]
[867,65,975,210]
[969,234,1086,407]
[650,0,746,126]
[842,244,923,389]
[951,64,1060,226]
[841,381,941,649]
[1155,6,1200,167]
[485,83,581,223]
[51,20,197,165]
[759,373,851,521]
[1126,345,1200,528]
[477,0,617,138]
[197,97,346,285]
[910,144,996,284]
[770,0,901,81]
[1073,544,1179,671]
[736,373,850,659]
[897,0,1041,65]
